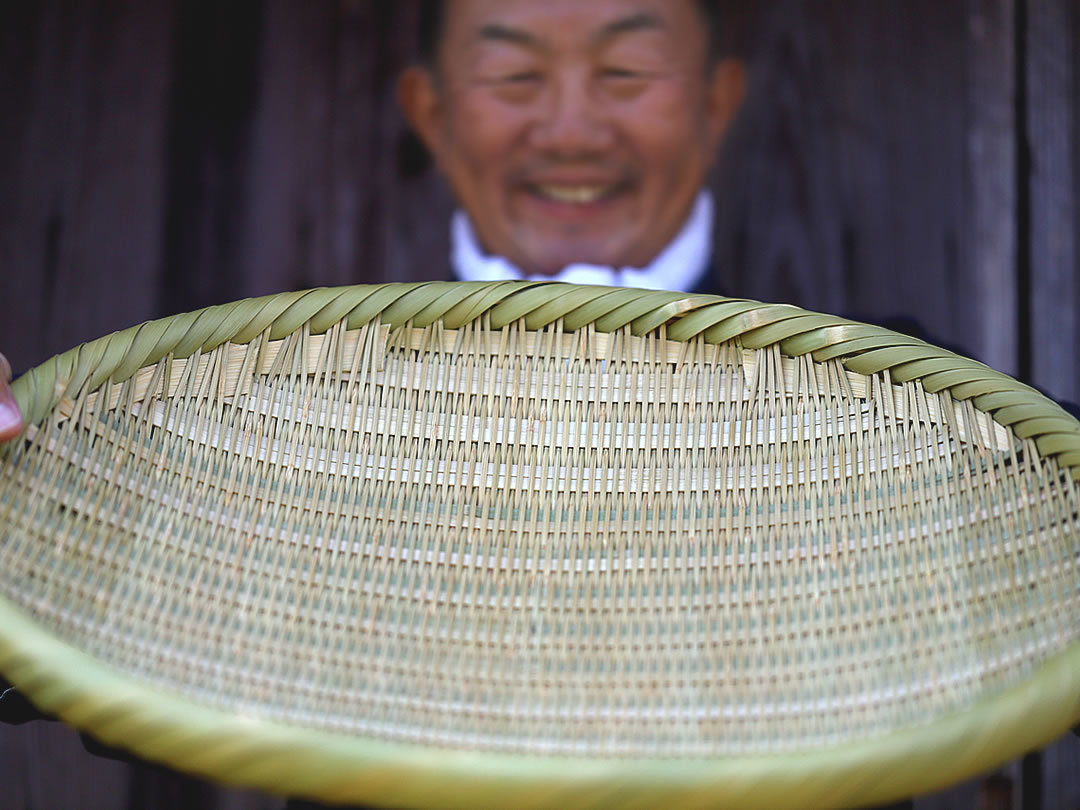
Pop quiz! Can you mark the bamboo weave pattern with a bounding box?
[1,282,1079,805]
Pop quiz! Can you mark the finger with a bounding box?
[0,352,24,441]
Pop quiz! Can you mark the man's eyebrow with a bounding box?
[472,12,665,50]
[592,11,667,43]
[475,23,542,50]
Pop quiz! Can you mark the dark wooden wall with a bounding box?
[1,2,1077,808]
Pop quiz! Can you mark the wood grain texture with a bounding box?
[711,2,979,355]
[241,0,452,298]
[966,0,1019,377]
[1041,732,1080,810]
[158,0,263,316]
[0,0,175,375]
[0,723,131,810]
[711,1,848,313]
[1026,0,1078,404]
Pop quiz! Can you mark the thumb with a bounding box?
[0,352,24,441]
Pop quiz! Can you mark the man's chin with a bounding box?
[518,246,633,277]
[522,262,615,279]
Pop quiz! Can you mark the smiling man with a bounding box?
[398,0,745,289]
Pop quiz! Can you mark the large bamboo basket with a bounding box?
[1,281,1079,809]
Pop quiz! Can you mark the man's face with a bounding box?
[399,0,744,275]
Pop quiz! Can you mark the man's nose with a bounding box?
[528,71,614,155]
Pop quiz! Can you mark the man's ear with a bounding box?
[397,65,445,167]
[705,58,746,150]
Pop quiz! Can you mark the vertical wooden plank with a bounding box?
[124,761,284,810]
[38,725,131,810]
[376,1,457,284]
[242,0,401,293]
[978,767,1017,810]
[217,788,287,810]
[710,1,846,313]
[241,0,374,296]
[0,723,131,810]
[0,4,43,379]
[336,0,399,286]
[1021,750,1043,810]
[242,0,451,295]
[913,780,980,810]
[1026,0,1077,404]
[0,0,175,372]
[966,0,1018,376]
[823,0,972,346]
[710,0,977,355]
[0,0,89,375]
[158,0,264,316]
[1041,732,1080,810]
[0,724,37,809]
[816,0,972,344]
[242,0,404,295]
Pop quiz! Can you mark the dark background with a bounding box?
[0,1,1078,808]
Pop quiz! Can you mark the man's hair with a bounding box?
[416,0,725,68]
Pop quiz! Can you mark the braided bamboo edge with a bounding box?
[0,580,1077,808]
[2,280,1079,807]
[0,596,1075,810]
[13,281,1080,481]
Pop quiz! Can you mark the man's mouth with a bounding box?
[528,183,622,205]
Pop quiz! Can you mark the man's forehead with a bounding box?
[442,0,701,46]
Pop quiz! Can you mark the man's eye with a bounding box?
[602,67,641,80]
[500,72,541,84]
[487,71,543,102]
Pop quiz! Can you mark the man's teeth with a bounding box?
[534,185,614,204]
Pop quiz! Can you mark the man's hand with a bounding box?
[0,352,24,441]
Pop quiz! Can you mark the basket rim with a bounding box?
[12,280,1079,480]
[4,280,1080,807]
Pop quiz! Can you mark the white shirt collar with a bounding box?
[450,190,714,292]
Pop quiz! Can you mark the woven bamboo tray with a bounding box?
[2,281,1079,808]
